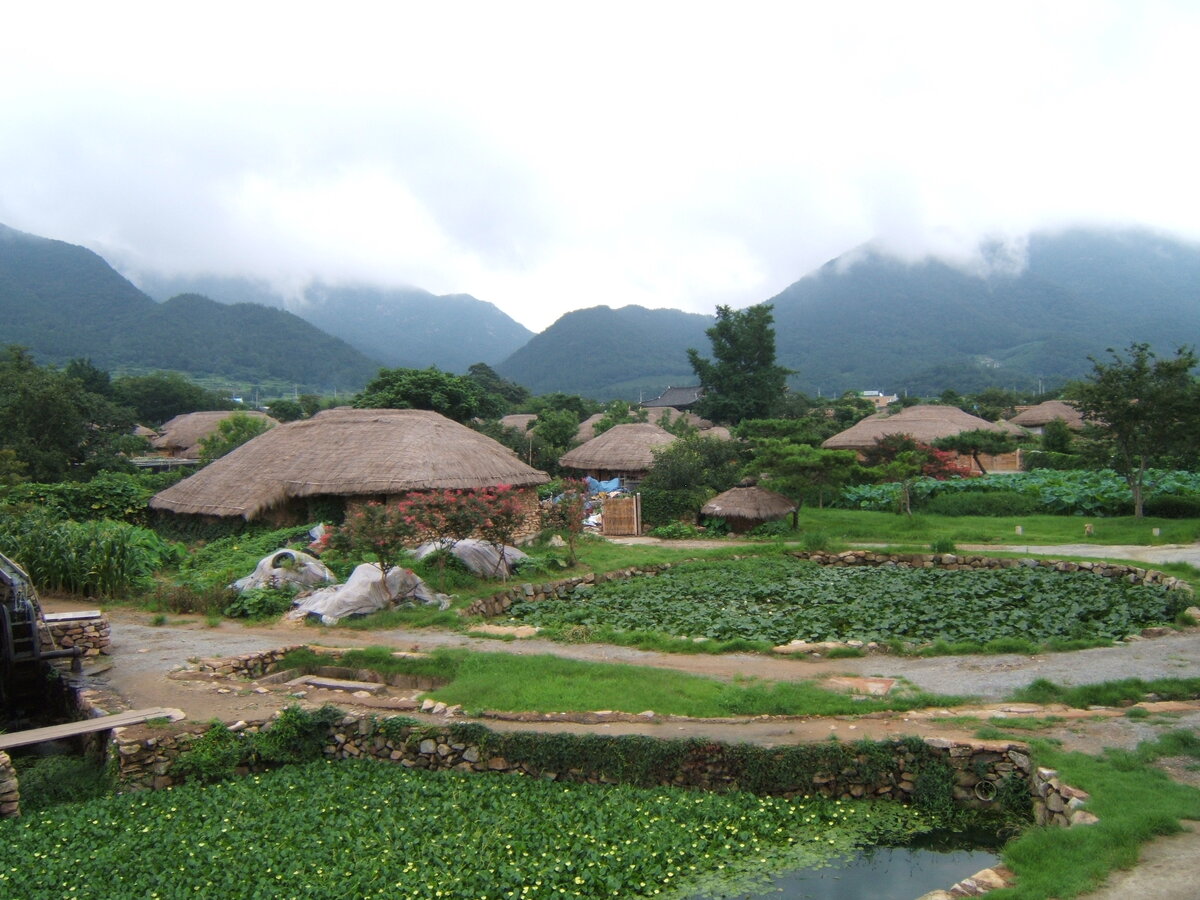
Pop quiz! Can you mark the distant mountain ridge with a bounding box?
[496,227,1200,399]
[0,224,381,390]
[136,274,533,372]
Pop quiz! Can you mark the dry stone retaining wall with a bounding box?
[41,611,111,655]
[0,753,18,819]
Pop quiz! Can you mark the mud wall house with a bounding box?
[149,408,550,536]
[558,422,676,486]
[821,404,1021,473]
[151,410,280,460]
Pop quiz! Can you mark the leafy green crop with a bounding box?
[506,558,1183,646]
[838,468,1200,517]
[1,758,942,899]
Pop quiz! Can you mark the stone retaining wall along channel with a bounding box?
[465,551,1191,619]
[113,711,1036,810]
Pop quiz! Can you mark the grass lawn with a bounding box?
[284,645,970,717]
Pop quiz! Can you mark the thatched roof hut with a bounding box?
[498,413,537,432]
[152,410,279,459]
[574,413,605,443]
[150,408,549,521]
[559,423,675,481]
[645,407,713,430]
[1008,400,1085,432]
[821,404,1006,451]
[700,484,796,533]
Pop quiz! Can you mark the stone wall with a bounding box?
[41,611,112,656]
[0,752,18,819]
[192,646,305,678]
[465,550,1190,619]
[113,711,1035,812]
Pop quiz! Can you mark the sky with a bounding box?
[2,2,1199,332]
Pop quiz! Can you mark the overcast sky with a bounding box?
[2,2,1198,331]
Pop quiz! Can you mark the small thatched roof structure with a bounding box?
[150,408,549,520]
[498,413,537,432]
[645,407,713,430]
[575,413,606,443]
[152,410,279,458]
[559,423,675,475]
[701,485,796,532]
[702,426,734,441]
[822,404,1005,451]
[1008,400,1085,431]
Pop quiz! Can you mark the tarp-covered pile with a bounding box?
[289,564,450,625]
[232,550,338,593]
[412,539,527,578]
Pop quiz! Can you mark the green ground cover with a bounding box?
[1,758,942,900]
[503,558,1184,648]
[284,647,967,717]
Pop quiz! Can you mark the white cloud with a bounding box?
[2,2,1199,331]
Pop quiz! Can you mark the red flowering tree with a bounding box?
[541,479,588,566]
[862,434,973,515]
[476,485,526,579]
[326,499,420,575]
[404,490,490,588]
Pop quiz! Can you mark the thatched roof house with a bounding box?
[1008,400,1085,433]
[498,413,537,432]
[821,404,1006,450]
[152,410,279,459]
[559,423,675,482]
[701,484,796,533]
[150,408,549,522]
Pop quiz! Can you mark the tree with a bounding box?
[354,367,496,422]
[541,479,588,566]
[112,371,231,426]
[590,400,647,436]
[1066,343,1200,517]
[266,399,306,422]
[0,346,136,481]
[327,500,421,576]
[198,412,275,464]
[466,362,530,411]
[749,440,861,510]
[933,429,1015,475]
[687,304,791,425]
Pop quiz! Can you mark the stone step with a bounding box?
[293,676,385,694]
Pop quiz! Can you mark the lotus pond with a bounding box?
[505,558,1184,646]
[2,758,976,900]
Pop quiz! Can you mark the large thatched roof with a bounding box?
[499,413,537,432]
[150,408,549,519]
[822,404,1006,450]
[701,485,796,521]
[152,410,279,458]
[559,423,676,472]
[1008,400,1085,430]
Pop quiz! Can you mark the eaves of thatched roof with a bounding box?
[701,485,796,521]
[150,408,549,519]
[1008,400,1086,430]
[559,423,676,472]
[152,410,279,458]
[821,404,1006,450]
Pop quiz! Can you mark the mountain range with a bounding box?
[3,222,1198,399]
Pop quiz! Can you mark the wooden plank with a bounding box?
[43,611,103,622]
[0,707,185,750]
[301,676,384,694]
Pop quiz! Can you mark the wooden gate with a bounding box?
[601,494,642,536]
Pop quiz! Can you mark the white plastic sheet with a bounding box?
[232,549,338,593]
[288,563,449,625]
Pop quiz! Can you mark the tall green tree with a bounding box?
[1066,343,1200,517]
[354,367,500,422]
[198,412,276,464]
[112,371,231,426]
[749,440,861,510]
[687,304,791,425]
[0,346,135,481]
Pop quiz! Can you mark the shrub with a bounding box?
[1143,494,1200,519]
[648,521,705,539]
[639,486,708,527]
[922,490,1041,517]
[222,587,297,619]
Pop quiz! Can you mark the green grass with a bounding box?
[279,645,970,717]
[1010,677,1200,708]
[988,732,1200,899]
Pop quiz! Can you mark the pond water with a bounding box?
[688,832,1003,900]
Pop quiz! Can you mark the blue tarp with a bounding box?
[585,476,622,494]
